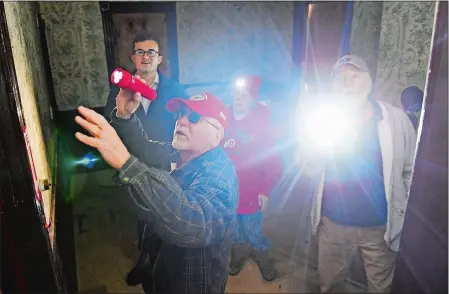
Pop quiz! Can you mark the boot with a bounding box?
[254,250,277,282]
[126,249,151,286]
[126,265,144,286]
[229,244,251,276]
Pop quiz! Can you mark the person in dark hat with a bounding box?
[401,86,424,131]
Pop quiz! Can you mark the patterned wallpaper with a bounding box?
[39,2,294,110]
[373,2,436,106]
[38,1,434,109]
[4,1,53,226]
[40,2,109,111]
[350,2,384,80]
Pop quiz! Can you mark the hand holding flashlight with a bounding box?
[110,68,158,118]
[110,68,157,101]
[115,87,141,119]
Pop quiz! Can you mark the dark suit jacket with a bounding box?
[104,71,189,170]
[105,72,189,288]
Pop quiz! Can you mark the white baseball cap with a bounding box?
[332,54,370,75]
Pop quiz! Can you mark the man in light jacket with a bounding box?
[296,55,417,293]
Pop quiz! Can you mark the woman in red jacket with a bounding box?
[222,75,283,281]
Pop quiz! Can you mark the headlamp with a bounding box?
[235,78,246,88]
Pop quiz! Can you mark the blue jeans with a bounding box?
[233,211,270,251]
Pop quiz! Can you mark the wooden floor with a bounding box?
[71,169,366,293]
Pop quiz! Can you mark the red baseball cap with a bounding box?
[166,93,229,129]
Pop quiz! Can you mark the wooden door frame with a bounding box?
[0,2,64,293]
[392,1,448,293]
[99,1,180,82]
[35,8,80,293]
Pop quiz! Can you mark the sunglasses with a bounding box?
[176,107,202,124]
[175,107,220,130]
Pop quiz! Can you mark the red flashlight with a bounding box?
[110,68,157,101]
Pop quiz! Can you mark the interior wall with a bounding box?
[351,1,435,107]
[375,2,435,106]
[39,2,109,111]
[176,2,294,85]
[3,1,53,228]
[39,2,294,109]
[350,1,384,79]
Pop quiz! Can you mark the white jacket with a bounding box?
[309,101,417,251]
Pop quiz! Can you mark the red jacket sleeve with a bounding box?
[256,105,283,197]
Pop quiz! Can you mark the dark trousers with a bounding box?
[137,219,145,250]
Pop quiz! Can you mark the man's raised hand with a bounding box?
[75,106,130,170]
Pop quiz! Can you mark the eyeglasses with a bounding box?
[133,49,159,57]
[176,107,220,130]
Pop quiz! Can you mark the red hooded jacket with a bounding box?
[222,103,283,214]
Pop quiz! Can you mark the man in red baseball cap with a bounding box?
[74,85,238,293]
[223,75,283,281]
[166,93,229,163]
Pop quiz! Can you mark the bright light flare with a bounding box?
[235,78,245,88]
[112,69,123,84]
[300,103,355,154]
[73,152,99,169]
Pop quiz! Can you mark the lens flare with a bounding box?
[297,99,357,155]
[73,152,99,169]
[304,106,352,150]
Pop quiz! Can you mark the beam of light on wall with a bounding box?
[72,152,99,169]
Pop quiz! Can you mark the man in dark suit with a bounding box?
[104,32,188,287]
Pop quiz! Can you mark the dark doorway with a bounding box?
[100,2,179,82]
[302,1,353,94]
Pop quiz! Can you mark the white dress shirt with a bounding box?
[141,72,159,114]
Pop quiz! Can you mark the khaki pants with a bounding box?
[318,216,397,293]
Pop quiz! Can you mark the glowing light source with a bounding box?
[235,78,245,88]
[112,69,123,84]
[298,100,356,155]
[74,152,99,169]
